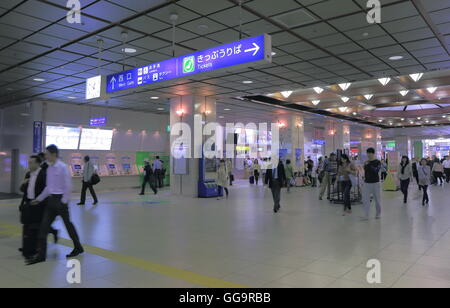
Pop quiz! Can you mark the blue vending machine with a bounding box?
[198,157,222,198]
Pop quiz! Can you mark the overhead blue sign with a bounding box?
[33,121,43,154]
[313,139,326,145]
[90,117,107,126]
[106,34,271,93]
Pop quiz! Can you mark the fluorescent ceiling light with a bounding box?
[157,108,164,111]
[281,91,293,98]
[389,56,403,61]
[271,52,277,56]
[33,78,46,82]
[67,96,77,99]
[401,118,405,121]
[338,107,348,112]
[341,96,350,103]
[311,100,320,106]
[122,48,137,54]
[364,94,373,100]
[150,96,159,100]
[427,87,437,94]
[399,90,409,96]
[313,87,324,94]
[242,80,253,84]
[352,112,357,116]
[378,119,383,122]
[224,108,231,111]
[409,73,423,82]
[378,77,391,86]
[338,83,351,91]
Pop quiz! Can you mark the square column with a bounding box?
[325,121,350,155]
[395,136,412,158]
[276,114,305,172]
[169,95,217,197]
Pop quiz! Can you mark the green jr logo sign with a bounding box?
[183,56,195,74]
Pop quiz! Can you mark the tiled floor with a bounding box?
[1,181,450,288]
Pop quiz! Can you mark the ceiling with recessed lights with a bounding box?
[0,0,449,126]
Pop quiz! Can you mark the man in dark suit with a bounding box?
[265,160,287,213]
[19,155,57,259]
[139,161,157,195]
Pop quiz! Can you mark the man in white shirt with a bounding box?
[77,155,98,205]
[443,156,450,183]
[27,145,84,265]
[153,156,164,188]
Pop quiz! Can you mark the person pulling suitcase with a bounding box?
[19,155,58,260]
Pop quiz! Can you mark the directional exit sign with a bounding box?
[105,34,272,93]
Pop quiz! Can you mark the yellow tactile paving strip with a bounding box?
[0,222,249,288]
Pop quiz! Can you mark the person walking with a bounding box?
[443,156,450,183]
[140,161,157,195]
[380,159,388,181]
[77,156,98,206]
[432,160,445,186]
[27,145,83,265]
[285,159,294,193]
[418,158,431,206]
[153,156,164,188]
[319,153,338,200]
[216,159,229,200]
[226,158,234,186]
[397,156,413,204]
[19,155,57,260]
[361,148,382,220]
[338,154,357,215]
[253,159,261,185]
[412,158,421,190]
[317,157,324,185]
[265,160,286,213]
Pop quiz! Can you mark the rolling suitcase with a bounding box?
[22,223,39,258]
[249,176,255,184]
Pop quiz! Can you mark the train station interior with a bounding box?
[1,0,450,289]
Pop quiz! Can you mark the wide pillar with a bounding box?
[361,127,382,160]
[276,114,305,172]
[169,95,216,197]
[395,135,412,158]
[325,121,350,155]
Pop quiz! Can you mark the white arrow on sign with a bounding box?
[244,43,260,56]
[110,76,117,89]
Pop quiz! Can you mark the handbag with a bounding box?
[91,173,101,185]
[349,173,358,187]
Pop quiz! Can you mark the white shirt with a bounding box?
[153,159,163,171]
[443,160,450,169]
[27,168,41,200]
[37,159,72,204]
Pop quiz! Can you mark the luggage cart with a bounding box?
[328,172,362,205]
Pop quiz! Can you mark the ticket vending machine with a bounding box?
[70,154,83,177]
[104,154,118,176]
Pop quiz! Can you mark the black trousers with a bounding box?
[155,170,163,188]
[141,177,157,194]
[80,181,98,204]
[270,181,281,211]
[254,171,260,185]
[445,168,450,183]
[433,172,444,185]
[37,195,82,259]
[341,180,352,211]
[421,185,429,204]
[400,179,410,202]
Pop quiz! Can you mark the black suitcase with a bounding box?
[22,224,40,258]
[249,176,255,184]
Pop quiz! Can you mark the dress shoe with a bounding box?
[66,247,84,258]
[26,256,46,265]
[77,203,85,206]
[93,201,98,205]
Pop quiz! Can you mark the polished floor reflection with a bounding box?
[1,181,450,288]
